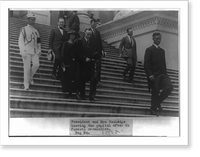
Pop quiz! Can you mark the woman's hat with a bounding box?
[27,13,36,19]
[67,30,77,34]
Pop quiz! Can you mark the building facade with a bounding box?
[10,10,178,70]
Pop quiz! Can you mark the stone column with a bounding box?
[77,11,91,32]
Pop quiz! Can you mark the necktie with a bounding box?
[130,37,133,47]
[59,27,63,35]
[93,29,96,37]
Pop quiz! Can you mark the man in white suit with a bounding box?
[18,13,41,90]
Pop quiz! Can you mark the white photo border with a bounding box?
[0,0,188,145]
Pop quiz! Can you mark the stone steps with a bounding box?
[10,97,178,118]
[9,17,179,117]
[9,48,179,79]
[10,71,179,93]
[9,63,179,89]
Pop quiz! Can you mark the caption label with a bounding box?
[70,119,133,136]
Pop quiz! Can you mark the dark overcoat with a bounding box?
[49,27,68,59]
[78,37,95,81]
[60,41,80,92]
[144,45,167,91]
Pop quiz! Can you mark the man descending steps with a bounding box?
[18,13,41,90]
[144,32,174,116]
[119,28,137,84]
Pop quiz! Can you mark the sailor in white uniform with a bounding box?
[18,13,41,90]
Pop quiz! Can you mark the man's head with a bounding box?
[152,32,162,45]
[126,28,133,37]
[90,18,98,29]
[84,28,92,40]
[27,13,36,26]
[57,17,65,28]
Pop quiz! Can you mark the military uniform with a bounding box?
[18,13,41,90]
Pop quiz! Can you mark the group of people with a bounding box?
[18,12,173,115]
[119,28,173,116]
[48,15,105,101]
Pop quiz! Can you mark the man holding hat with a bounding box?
[18,13,41,90]
[49,17,68,80]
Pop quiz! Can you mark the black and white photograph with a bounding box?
[0,0,189,146]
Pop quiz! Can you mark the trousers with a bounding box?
[80,64,97,99]
[96,59,101,82]
[150,74,173,110]
[123,57,136,80]
[22,53,39,89]
[53,58,61,79]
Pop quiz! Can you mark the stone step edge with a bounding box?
[9,46,179,74]
[9,61,179,82]
[10,71,179,90]
[9,66,179,85]
[10,108,155,117]
[10,88,179,104]
[10,77,179,94]
[10,97,179,110]
[10,81,179,99]
[9,55,179,77]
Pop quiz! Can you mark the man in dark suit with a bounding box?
[119,28,137,83]
[78,28,101,101]
[90,18,105,85]
[68,11,80,39]
[144,32,173,116]
[49,17,68,79]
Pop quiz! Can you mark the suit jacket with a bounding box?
[90,28,104,56]
[79,37,94,62]
[144,45,167,91]
[49,27,68,59]
[78,37,95,80]
[119,36,137,59]
[68,13,80,32]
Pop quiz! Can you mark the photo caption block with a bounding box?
[70,119,133,136]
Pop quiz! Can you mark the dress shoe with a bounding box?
[157,106,163,111]
[97,81,102,86]
[122,74,126,79]
[68,93,72,99]
[52,74,56,79]
[29,79,34,85]
[128,79,133,83]
[150,108,158,116]
[24,87,29,90]
[89,97,98,101]
[76,94,81,100]
[80,97,86,100]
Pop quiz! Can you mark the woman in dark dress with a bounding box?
[60,30,81,99]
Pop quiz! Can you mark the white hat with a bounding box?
[27,13,36,18]
[47,49,55,62]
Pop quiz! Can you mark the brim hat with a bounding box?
[47,50,55,62]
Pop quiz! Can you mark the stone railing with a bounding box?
[97,11,179,70]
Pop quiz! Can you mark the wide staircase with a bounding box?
[9,18,179,117]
